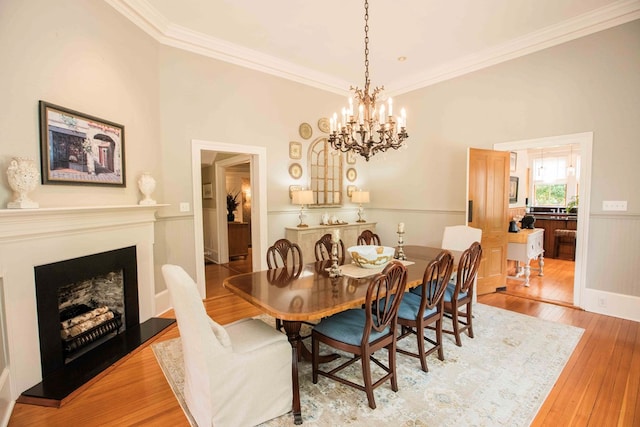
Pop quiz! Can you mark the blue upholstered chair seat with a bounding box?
[382,293,437,321]
[443,281,468,302]
[313,309,390,346]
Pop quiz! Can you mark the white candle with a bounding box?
[359,105,364,124]
[388,97,393,116]
[349,97,353,115]
[332,229,340,243]
[332,112,337,132]
[379,104,385,124]
[401,108,407,127]
[398,222,405,233]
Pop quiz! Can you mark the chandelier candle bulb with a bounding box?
[388,97,393,116]
[398,222,405,233]
[332,229,340,243]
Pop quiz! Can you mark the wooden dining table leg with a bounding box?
[282,320,303,424]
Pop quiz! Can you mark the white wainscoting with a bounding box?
[583,213,640,322]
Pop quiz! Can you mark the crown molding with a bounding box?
[107,0,639,97]
[386,0,640,95]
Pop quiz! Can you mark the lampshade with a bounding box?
[292,190,314,205]
[351,190,370,204]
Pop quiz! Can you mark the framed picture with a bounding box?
[289,185,302,199]
[346,167,357,182]
[346,151,356,165]
[346,185,356,197]
[509,176,519,203]
[289,163,302,179]
[202,183,213,199]
[298,122,312,140]
[39,101,125,186]
[289,141,302,159]
[510,152,517,172]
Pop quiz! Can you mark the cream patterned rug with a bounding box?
[151,304,583,426]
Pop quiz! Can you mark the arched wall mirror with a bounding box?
[308,137,343,207]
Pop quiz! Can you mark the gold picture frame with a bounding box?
[318,117,330,133]
[289,185,302,199]
[346,167,357,182]
[346,185,356,197]
[289,141,302,159]
[346,151,356,164]
[299,122,312,140]
[289,163,303,179]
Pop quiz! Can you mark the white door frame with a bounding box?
[494,131,593,308]
[191,140,268,298]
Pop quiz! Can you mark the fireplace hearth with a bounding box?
[17,246,174,407]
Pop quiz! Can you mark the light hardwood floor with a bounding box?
[8,258,639,426]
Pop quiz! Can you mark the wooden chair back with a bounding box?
[454,241,483,297]
[266,238,303,269]
[314,233,346,265]
[367,261,408,336]
[419,250,455,312]
[357,229,381,246]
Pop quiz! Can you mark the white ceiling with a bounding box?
[107,0,639,95]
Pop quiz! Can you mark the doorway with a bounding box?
[494,132,592,308]
[191,140,268,299]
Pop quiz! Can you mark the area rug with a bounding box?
[151,304,583,426]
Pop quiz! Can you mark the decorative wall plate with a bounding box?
[299,122,312,140]
[346,167,357,182]
[318,117,330,133]
[346,185,356,197]
[289,163,303,179]
[289,141,302,159]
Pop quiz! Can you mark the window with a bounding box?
[534,183,567,206]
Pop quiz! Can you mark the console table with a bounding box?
[228,222,250,259]
[285,222,376,264]
[507,228,544,286]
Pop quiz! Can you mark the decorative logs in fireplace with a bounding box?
[60,304,123,357]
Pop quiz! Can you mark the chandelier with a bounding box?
[328,0,408,162]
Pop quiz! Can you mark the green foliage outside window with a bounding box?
[534,184,566,206]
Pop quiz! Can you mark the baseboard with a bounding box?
[155,289,171,316]
[582,288,640,322]
[0,367,14,425]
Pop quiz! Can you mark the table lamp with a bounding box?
[292,190,314,227]
[351,190,370,223]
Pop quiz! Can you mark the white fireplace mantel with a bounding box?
[0,204,167,414]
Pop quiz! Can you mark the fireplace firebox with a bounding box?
[18,246,174,407]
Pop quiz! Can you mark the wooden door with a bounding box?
[468,148,509,294]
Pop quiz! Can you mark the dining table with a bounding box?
[223,245,460,424]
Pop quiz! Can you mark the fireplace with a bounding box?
[0,205,172,412]
[35,246,139,378]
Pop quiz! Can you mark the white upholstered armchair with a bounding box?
[161,264,292,427]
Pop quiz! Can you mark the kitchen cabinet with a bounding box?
[507,228,544,286]
[532,217,576,259]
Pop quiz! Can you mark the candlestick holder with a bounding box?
[326,241,343,278]
[395,231,407,260]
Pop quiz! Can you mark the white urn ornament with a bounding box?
[6,157,39,209]
[137,172,157,205]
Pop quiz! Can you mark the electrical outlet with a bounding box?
[602,201,627,211]
[597,297,606,308]
[179,202,190,212]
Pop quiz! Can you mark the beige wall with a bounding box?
[0,0,160,206]
[1,1,638,314]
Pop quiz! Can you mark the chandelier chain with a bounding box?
[364,0,370,86]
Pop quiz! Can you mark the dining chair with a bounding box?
[442,241,483,346]
[357,229,381,246]
[441,225,482,251]
[161,264,292,427]
[314,233,346,265]
[311,261,408,409]
[395,250,454,372]
[266,238,304,330]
